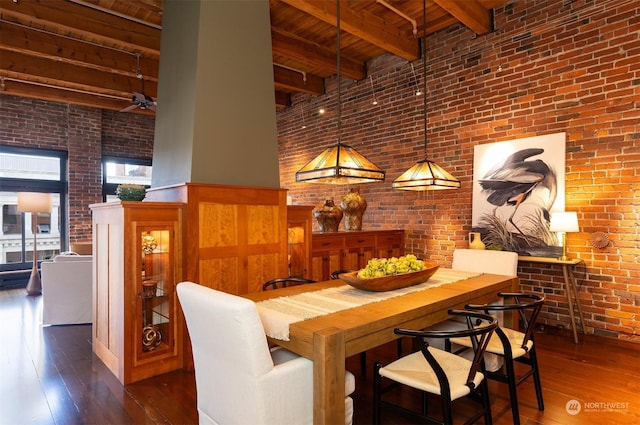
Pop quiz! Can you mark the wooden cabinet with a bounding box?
[311,233,345,282]
[310,230,405,281]
[375,230,404,258]
[90,201,185,384]
[287,205,313,279]
[343,233,377,271]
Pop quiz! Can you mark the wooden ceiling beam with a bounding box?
[280,0,420,61]
[274,90,290,108]
[271,30,365,81]
[0,0,160,56]
[432,0,492,35]
[0,21,159,81]
[273,65,324,96]
[0,50,157,98]
[0,78,153,114]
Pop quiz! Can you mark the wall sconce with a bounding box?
[550,211,579,261]
[18,192,52,296]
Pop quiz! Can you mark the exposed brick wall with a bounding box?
[278,0,640,343]
[0,95,155,245]
[67,105,101,242]
[102,110,154,159]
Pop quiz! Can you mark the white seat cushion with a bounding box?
[452,327,533,359]
[425,320,503,372]
[379,348,484,401]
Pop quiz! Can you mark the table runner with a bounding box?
[256,268,481,341]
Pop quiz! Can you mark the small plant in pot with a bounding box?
[116,184,146,201]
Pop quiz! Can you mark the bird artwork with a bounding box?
[476,147,558,253]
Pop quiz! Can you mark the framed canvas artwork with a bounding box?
[472,133,566,257]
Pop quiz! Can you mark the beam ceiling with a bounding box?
[0,0,508,113]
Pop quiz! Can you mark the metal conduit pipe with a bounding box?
[376,0,417,37]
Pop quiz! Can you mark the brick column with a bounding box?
[67,105,102,242]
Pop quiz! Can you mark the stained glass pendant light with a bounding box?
[295,1,385,185]
[392,0,460,191]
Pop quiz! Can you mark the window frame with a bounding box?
[102,156,152,202]
[0,145,68,274]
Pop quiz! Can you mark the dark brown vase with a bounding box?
[313,199,343,232]
[340,188,367,230]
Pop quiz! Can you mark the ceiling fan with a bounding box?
[120,54,156,113]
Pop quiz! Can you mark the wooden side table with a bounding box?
[518,256,585,343]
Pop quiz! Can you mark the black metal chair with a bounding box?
[373,310,498,425]
[453,292,545,425]
[262,277,315,291]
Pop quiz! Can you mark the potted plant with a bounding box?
[116,184,146,201]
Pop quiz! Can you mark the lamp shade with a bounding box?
[295,0,385,185]
[392,159,461,190]
[17,192,52,213]
[295,144,385,184]
[391,0,459,191]
[549,211,579,233]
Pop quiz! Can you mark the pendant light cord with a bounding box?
[337,0,342,148]
[422,0,428,161]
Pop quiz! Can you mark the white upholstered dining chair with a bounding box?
[452,248,519,276]
[177,282,355,425]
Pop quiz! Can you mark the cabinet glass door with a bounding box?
[138,228,173,357]
[288,225,305,278]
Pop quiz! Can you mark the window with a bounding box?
[2,205,21,234]
[0,146,67,272]
[0,151,61,180]
[103,157,152,201]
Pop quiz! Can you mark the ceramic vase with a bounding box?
[340,188,367,231]
[468,232,486,250]
[313,199,343,232]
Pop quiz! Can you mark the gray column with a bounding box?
[152,0,279,188]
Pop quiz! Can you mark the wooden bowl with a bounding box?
[338,262,440,292]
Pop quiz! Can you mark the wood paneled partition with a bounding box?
[146,183,289,295]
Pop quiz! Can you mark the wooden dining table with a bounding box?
[243,271,518,425]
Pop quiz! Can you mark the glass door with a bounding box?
[138,227,173,358]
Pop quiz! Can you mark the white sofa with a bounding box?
[41,254,93,325]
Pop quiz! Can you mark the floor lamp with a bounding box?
[550,211,579,261]
[18,192,52,296]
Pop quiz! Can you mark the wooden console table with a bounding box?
[518,256,585,343]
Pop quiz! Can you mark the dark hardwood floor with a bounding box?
[1,287,639,425]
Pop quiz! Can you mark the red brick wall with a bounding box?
[278,0,640,342]
[67,106,101,241]
[0,95,155,244]
[102,110,155,158]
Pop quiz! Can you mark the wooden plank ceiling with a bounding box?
[0,0,510,114]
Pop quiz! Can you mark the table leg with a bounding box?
[567,266,586,334]
[562,265,579,343]
[313,327,345,425]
